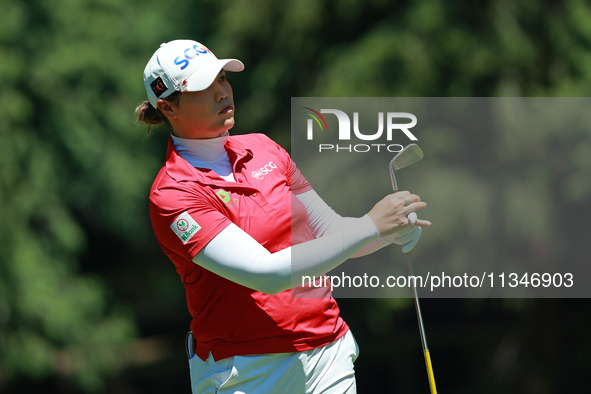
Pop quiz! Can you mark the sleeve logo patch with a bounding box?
[170,211,201,244]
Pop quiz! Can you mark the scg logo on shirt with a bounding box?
[251,161,277,180]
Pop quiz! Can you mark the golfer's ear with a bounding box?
[157,99,178,120]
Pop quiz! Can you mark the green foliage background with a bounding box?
[1,0,590,392]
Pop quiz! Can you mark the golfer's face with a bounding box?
[175,71,235,139]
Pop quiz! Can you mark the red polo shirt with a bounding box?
[149,133,348,361]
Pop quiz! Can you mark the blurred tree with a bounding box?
[0,0,187,391]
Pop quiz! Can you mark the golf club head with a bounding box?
[389,144,424,192]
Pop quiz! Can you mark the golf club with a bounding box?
[389,144,437,394]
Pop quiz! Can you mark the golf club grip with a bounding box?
[407,253,438,393]
[424,349,437,394]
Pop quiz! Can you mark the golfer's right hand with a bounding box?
[366,191,431,237]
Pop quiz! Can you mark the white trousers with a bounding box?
[187,330,359,394]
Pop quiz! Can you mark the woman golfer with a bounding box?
[137,39,430,394]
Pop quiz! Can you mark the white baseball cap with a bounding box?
[143,39,244,107]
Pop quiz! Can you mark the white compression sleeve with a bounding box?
[296,190,392,257]
[193,216,379,295]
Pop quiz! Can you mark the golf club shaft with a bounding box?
[389,144,435,392]
[406,252,437,394]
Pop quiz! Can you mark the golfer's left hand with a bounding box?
[385,225,422,253]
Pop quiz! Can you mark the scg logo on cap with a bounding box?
[174,44,213,70]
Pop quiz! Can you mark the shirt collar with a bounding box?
[164,136,253,184]
[171,132,229,165]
